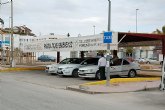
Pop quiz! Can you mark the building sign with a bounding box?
[23,33,118,52]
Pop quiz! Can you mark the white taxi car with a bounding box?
[57,57,99,77]
[146,57,163,65]
[78,58,141,79]
[45,58,73,74]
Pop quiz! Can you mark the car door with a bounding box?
[121,59,131,75]
[109,59,122,75]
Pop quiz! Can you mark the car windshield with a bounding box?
[59,58,85,64]
[68,58,85,64]
[59,58,71,64]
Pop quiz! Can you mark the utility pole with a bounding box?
[106,0,111,86]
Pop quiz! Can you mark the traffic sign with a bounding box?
[103,32,112,43]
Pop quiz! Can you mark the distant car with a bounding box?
[45,58,74,74]
[57,57,99,77]
[78,58,141,79]
[146,58,163,65]
[38,55,56,62]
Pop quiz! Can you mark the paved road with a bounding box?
[0,71,94,89]
[0,71,165,110]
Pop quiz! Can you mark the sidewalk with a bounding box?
[67,78,161,94]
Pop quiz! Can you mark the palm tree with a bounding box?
[153,25,165,34]
[126,47,133,57]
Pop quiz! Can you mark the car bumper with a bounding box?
[78,72,96,78]
[45,69,58,74]
[57,70,72,76]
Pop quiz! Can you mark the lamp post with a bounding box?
[136,9,139,33]
[10,0,14,67]
[106,0,111,86]
[93,25,95,35]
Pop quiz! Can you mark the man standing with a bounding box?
[98,53,106,80]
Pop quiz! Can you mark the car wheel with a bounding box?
[128,70,136,78]
[95,71,101,80]
[72,69,78,77]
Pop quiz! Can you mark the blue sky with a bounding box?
[0,0,165,37]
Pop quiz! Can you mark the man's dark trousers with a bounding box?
[99,66,106,80]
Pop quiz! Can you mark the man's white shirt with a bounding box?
[98,57,107,67]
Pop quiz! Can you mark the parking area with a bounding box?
[0,61,163,90]
[0,67,162,88]
[0,70,97,89]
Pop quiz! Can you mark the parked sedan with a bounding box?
[57,57,99,77]
[78,58,141,79]
[145,58,163,65]
[38,55,56,62]
[45,58,74,74]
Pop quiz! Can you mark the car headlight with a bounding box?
[86,69,94,73]
[65,67,73,69]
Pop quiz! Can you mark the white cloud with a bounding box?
[0,0,165,36]
[80,17,102,23]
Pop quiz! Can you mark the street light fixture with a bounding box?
[136,9,139,33]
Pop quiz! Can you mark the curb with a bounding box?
[66,85,159,94]
[0,67,45,72]
[66,86,96,94]
[66,77,160,94]
[81,77,160,86]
